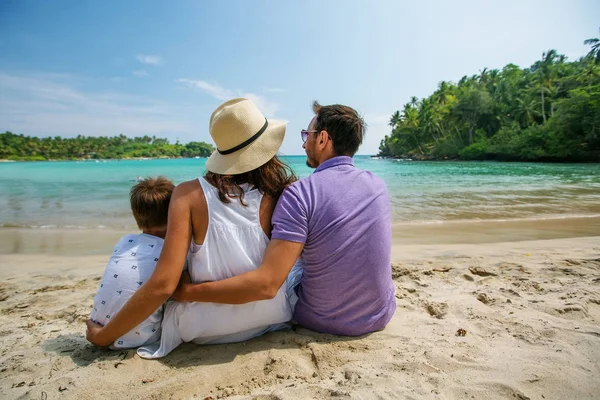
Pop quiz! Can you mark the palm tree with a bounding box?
[516,96,540,126]
[395,103,424,154]
[579,61,600,87]
[419,98,441,143]
[438,81,449,101]
[479,68,489,84]
[454,88,492,144]
[402,104,419,128]
[546,85,559,118]
[536,49,558,123]
[388,111,401,129]
[584,28,600,64]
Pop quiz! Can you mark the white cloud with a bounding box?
[177,79,234,100]
[264,87,286,93]
[0,72,194,138]
[136,54,164,66]
[132,70,149,78]
[177,79,279,117]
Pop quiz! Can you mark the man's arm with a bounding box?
[86,182,194,347]
[172,239,303,304]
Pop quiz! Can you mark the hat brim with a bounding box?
[205,118,287,175]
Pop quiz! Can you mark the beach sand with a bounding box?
[0,229,599,399]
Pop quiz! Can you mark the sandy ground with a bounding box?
[0,236,599,399]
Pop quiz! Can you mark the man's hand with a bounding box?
[171,270,192,302]
[85,320,111,348]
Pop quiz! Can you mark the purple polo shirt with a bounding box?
[272,156,396,336]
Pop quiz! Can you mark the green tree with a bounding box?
[453,88,492,144]
[378,32,600,162]
[534,49,558,123]
[388,111,401,129]
[0,132,214,161]
[584,28,600,64]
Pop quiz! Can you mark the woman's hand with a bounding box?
[85,320,112,348]
[171,270,192,302]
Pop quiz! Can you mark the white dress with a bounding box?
[138,177,301,359]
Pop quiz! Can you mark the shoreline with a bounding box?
[392,214,600,245]
[1,215,598,256]
[377,156,600,164]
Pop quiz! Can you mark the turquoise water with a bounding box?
[1,156,599,230]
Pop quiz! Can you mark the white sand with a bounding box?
[1,237,599,399]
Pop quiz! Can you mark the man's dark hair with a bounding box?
[312,101,366,156]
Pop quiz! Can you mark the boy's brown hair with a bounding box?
[130,176,175,230]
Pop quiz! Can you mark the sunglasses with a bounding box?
[301,129,318,143]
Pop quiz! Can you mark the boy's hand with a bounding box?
[86,320,111,348]
[172,270,192,302]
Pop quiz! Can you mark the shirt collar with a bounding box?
[314,156,354,173]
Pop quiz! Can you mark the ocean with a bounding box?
[1,156,600,231]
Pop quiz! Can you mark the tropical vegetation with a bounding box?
[0,132,214,161]
[378,30,600,162]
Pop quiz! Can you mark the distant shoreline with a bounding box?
[3,156,600,164]
[0,156,209,162]
[375,155,600,164]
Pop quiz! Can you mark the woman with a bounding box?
[86,98,301,358]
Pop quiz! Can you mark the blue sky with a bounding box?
[1,1,598,155]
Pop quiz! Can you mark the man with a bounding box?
[175,101,396,336]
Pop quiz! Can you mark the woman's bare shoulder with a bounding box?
[260,193,277,209]
[173,179,202,198]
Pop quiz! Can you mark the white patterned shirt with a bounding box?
[91,233,164,349]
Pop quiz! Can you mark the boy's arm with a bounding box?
[172,239,303,304]
[86,182,194,347]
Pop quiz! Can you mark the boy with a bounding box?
[90,176,174,349]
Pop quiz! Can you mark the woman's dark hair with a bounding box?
[205,155,297,205]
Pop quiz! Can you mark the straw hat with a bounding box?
[205,98,287,175]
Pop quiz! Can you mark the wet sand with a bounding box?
[1,216,599,256]
[392,215,600,245]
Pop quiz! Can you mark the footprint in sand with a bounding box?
[424,301,448,319]
[476,292,495,305]
[540,303,590,320]
[556,304,588,317]
[498,262,531,275]
[469,267,497,277]
[391,264,419,280]
[0,282,16,302]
